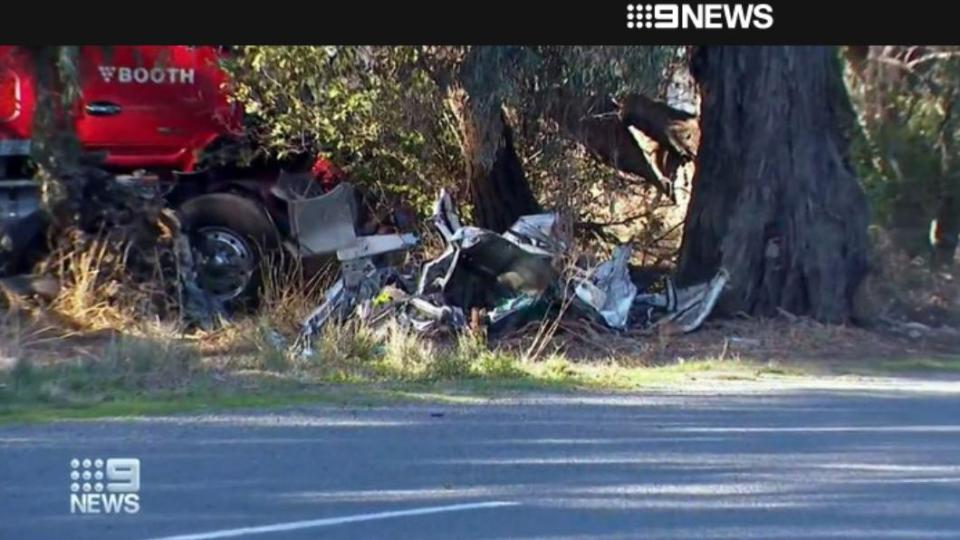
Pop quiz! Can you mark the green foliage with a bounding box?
[845,46,960,253]
[222,46,462,214]
[456,46,672,115]
[855,102,945,225]
[223,46,675,219]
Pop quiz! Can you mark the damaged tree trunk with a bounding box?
[677,46,870,323]
[470,113,540,234]
[448,90,540,233]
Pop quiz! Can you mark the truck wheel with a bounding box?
[178,193,279,308]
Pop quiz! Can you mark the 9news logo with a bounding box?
[627,3,774,30]
[69,457,141,515]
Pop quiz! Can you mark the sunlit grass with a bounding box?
[0,332,777,426]
[3,313,957,426]
[875,356,960,373]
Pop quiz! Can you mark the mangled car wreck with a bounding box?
[1,45,728,353]
[293,186,728,355]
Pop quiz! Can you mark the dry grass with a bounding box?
[375,324,528,381]
[193,253,335,359]
[8,220,955,396]
[287,320,525,383]
[258,253,336,332]
[0,310,57,371]
[40,232,142,331]
[376,320,437,379]
[95,334,201,391]
[0,313,28,369]
[858,227,960,327]
[2,333,202,409]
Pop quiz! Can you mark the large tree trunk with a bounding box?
[470,111,540,233]
[677,46,870,323]
[443,47,542,233]
[448,89,540,233]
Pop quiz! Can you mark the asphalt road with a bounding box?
[3,379,960,540]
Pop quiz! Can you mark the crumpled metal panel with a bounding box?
[575,244,637,329]
[290,182,420,353]
[296,277,347,354]
[631,269,729,333]
[662,268,729,332]
[502,213,565,256]
[283,182,359,256]
[432,189,462,242]
[427,193,559,306]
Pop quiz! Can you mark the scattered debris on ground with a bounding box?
[294,188,728,355]
[2,175,958,377]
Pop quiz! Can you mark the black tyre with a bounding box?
[179,193,279,308]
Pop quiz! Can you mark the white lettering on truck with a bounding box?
[101,66,195,84]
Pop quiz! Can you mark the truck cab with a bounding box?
[1,45,243,221]
[0,46,348,304]
[1,46,239,173]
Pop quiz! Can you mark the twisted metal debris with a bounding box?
[294,188,728,355]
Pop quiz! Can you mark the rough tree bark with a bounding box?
[677,46,870,323]
[442,47,542,233]
[447,89,541,233]
[469,110,541,234]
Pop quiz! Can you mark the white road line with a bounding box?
[145,501,521,540]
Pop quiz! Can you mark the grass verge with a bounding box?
[4,305,958,425]
[0,325,798,425]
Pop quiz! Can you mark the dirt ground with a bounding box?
[3,305,959,389]
[502,315,960,368]
[4,235,959,373]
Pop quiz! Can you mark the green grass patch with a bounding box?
[5,325,958,426]
[0,352,778,425]
[0,386,411,425]
[874,356,960,373]
[0,344,766,425]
